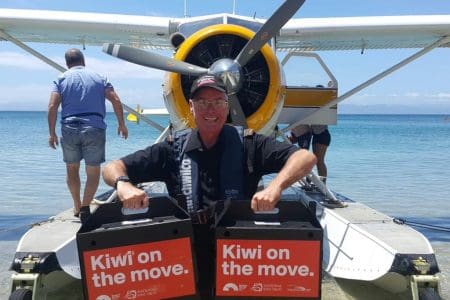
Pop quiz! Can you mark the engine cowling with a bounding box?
[163,24,285,133]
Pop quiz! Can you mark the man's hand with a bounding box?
[251,186,282,212]
[118,124,128,139]
[49,133,59,149]
[288,133,297,144]
[117,182,149,209]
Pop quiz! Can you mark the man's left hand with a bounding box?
[49,133,59,149]
[288,133,298,144]
[251,186,282,212]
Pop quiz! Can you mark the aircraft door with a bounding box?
[279,52,338,125]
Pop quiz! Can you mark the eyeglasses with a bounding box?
[192,98,228,109]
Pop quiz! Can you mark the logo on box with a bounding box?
[82,238,196,299]
[216,239,320,297]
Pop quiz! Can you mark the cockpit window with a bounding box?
[178,17,224,37]
[178,15,265,43]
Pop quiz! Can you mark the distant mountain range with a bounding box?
[339,103,450,114]
[1,103,450,115]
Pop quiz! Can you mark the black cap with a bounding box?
[190,75,227,99]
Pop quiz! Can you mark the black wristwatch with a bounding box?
[114,175,131,189]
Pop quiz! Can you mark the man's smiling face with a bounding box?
[190,87,229,137]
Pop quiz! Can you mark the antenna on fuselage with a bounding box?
[184,0,188,18]
[233,0,236,15]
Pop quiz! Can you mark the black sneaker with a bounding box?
[79,206,91,224]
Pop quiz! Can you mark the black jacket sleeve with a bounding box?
[251,134,298,175]
[120,141,174,184]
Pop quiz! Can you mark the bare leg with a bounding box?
[66,163,81,213]
[312,143,328,178]
[82,165,100,207]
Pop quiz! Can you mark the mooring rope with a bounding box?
[393,218,450,232]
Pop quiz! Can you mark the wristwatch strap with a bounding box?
[114,175,130,189]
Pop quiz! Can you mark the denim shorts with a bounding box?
[61,123,106,166]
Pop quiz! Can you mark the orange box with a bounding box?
[77,197,198,300]
[215,201,322,299]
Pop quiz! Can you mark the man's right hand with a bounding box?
[117,182,149,209]
[118,124,128,139]
[251,185,282,212]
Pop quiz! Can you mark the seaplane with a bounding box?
[1,0,448,299]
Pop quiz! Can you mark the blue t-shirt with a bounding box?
[52,66,113,129]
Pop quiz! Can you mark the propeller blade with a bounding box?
[228,94,248,128]
[103,43,208,76]
[235,0,305,67]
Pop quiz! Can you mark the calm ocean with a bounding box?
[0,111,449,298]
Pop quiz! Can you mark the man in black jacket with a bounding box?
[102,75,316,299]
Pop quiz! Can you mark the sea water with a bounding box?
[0,112,448,298]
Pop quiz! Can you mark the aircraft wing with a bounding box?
[1,9,450,52]
[278,15,450,51]
[0,8,175,49]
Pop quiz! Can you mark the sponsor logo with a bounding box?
[125,290,137,299]
[222,282,239,292]
[216,239,321,297]
[180,158,194,212]
[83,238,195,299]
[287,285,310,292]
[251,283,263,292]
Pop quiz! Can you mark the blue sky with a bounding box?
[0,0,449,113]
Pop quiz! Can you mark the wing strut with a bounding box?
[121,104,165,131]
[0,30,66,72]
[282,35,450,133]
[0,30,167,133]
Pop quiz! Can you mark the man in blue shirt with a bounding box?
[48,48,128,220]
